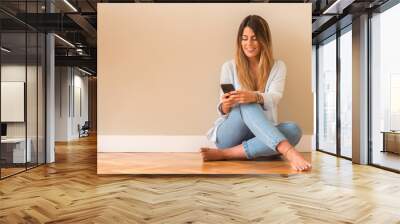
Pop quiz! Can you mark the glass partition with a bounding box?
[38,32,45,165]
[0,1,46,179]
[27,31,38,169]
[1,31,28,177]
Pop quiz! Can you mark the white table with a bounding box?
[1,138,32,163]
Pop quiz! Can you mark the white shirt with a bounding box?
[206,59,287,143]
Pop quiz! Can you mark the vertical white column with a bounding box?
[46,1,55,163]
[352,14,369,164]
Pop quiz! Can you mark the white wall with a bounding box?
[76,74,88,125]
[1,65,36,138]
[55,67,70,141]
[55,67,89,141]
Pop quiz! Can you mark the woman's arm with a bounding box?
[260,60,287,111]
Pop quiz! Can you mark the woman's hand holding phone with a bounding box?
[230,90,258,104]
[220,90,258,114]
[221,93,236,114]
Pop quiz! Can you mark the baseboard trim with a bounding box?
[98,135,312,152]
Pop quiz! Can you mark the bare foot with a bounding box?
[283,148,312,171]
[200,148,226,161]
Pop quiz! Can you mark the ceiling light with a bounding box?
[78,67,93,76]
[54,34,75,48]
[63,0,78,12]
[1,47,11,53]
[323,0,355,14]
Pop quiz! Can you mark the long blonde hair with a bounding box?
[235,15,274,92]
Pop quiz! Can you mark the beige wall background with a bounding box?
[98,4,312,142]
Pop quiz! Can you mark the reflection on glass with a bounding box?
[38,33,46,165]
[390,75,400,130]
[27,0,40,170]
[27,31,38,169]
[0,1,46,179]
[371,3,400,171]
[340,29,352,158]
[318,37,337,154]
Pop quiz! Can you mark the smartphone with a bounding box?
[221,83,235,94]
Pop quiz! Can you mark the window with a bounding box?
[371,2,400,171]
[317,36,337,154]
[340,28,352,158]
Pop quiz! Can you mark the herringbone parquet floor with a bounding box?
[1,135,400,224]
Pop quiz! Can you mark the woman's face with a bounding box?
[241,26,261,60]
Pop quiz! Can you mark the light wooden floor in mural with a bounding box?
[98,152,311,174]
[1,135,400,223]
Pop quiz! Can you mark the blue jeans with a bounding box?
[216,103,302,159]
